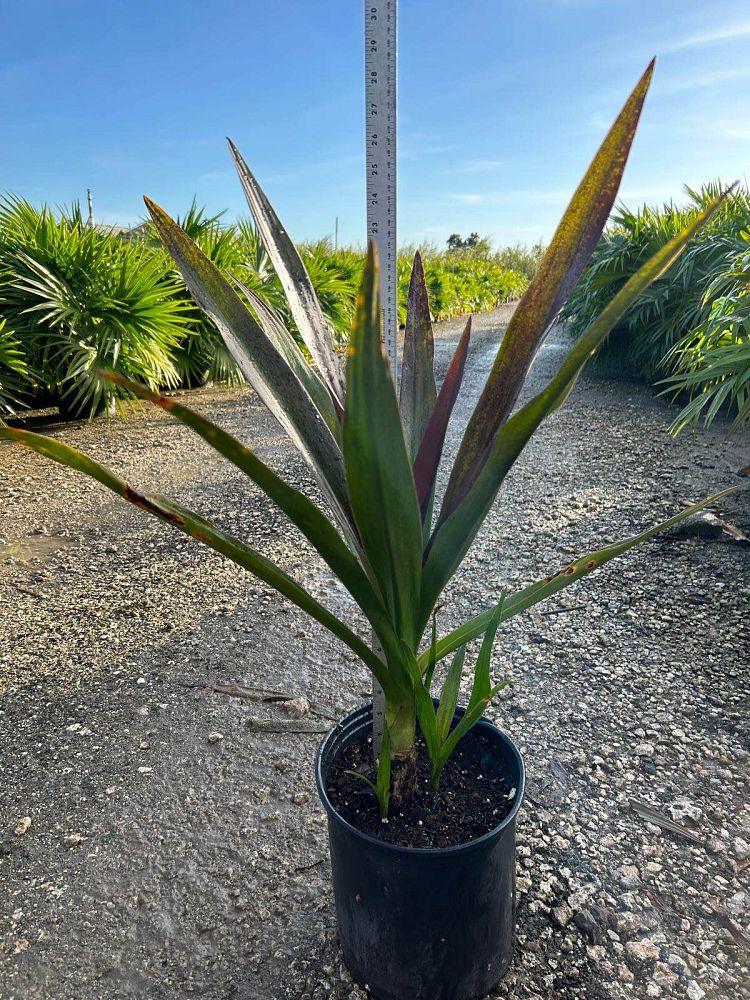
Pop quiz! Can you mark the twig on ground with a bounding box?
[537,605,583,616]
[293,858,326,873]
[629,799,703,844]
[178,678,338,720]
[707,901,750,952]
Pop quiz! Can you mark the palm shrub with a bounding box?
[0,64,739,808]
[158,202,249,387]
[0,319,29,420]
[665,237,750,430]
[561,183,750,380]
[0,196,192,416]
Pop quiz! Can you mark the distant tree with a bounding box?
[447,232,492,257]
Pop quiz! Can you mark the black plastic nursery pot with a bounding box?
[316,702,525,1000]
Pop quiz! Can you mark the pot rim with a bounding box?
[315,700,525,857]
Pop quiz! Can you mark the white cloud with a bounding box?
[451,192,489,206]
[660,17,750,54]
[659,64,750,93]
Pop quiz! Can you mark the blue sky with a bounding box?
[4,0,750,248]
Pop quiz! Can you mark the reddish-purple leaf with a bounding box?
[412,317,471,515]
[400,251,437,461]
[440,60,655,521]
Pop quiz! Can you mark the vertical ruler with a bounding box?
[365,0,397,754]
[365,0,398,375]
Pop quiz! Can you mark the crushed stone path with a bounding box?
[1,307,749,1000]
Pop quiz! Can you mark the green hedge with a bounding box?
[0,197,530,420]
[561,182,750,430]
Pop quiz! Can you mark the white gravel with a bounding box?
[1,307,748,999]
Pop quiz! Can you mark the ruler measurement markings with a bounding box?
[365,0,397,754]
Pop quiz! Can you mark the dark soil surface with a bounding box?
[326,726,516,849]
[1,304,749,1000]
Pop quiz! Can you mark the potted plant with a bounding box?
[0,62,739,999]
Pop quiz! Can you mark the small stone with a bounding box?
[14,816,32,836]
[207,732,224,744]
[668,798,702,825]
[139,740,150,750]
[292,792,309,805]
[573,908,601,943]
[626,938,660,962]
[653,963,678,989]
[136,677,147,686]
[686,981,705,1000]
[732,836,750,860]
[551,904,573,929]
[727,890,748,917]
[635,743,655,757]
[281,696,310,719]
[64,833,85,848]
[619,864,640,889]
[137,766,153,774]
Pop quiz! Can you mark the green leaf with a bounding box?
[432,681,510,789]
[435,644,466,744]
[399,251,437,461]
[421,191,730,621]
[467,594,506,711]
[423,611,439,692]
[343,244,424,648]
[412,317,471,516]
[231,276,342,437]
[418,485,744,671]
[227,139,345,407]
[345,727,391,819]
[0,425,391,691]
[441,61,655,518]
[144,197,353,537]
[101,371,400,656]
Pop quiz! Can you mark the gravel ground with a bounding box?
[1,306,749,1000]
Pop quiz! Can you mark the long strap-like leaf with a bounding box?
[418,485,742,670]
[343,244,424,650]
[413,317,471,517]
[227,139,345,408]
[421,192,729,622]
[0,426,391,690]
[144,198,353,538]
[103,371,403,661]
[399,251,437,461]
[232,277,342,436]
[441,61,655,518]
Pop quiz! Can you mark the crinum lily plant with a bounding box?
[0,62,737,813]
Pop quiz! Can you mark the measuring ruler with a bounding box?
[365,0,397,753]
[365,0,398,375]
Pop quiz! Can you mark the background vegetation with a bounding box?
[0,200,532,420]
[561,182,750,431]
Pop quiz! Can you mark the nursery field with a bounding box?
[563,183,750,432]
[2,307,748,1000]
[0,198,531,421]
